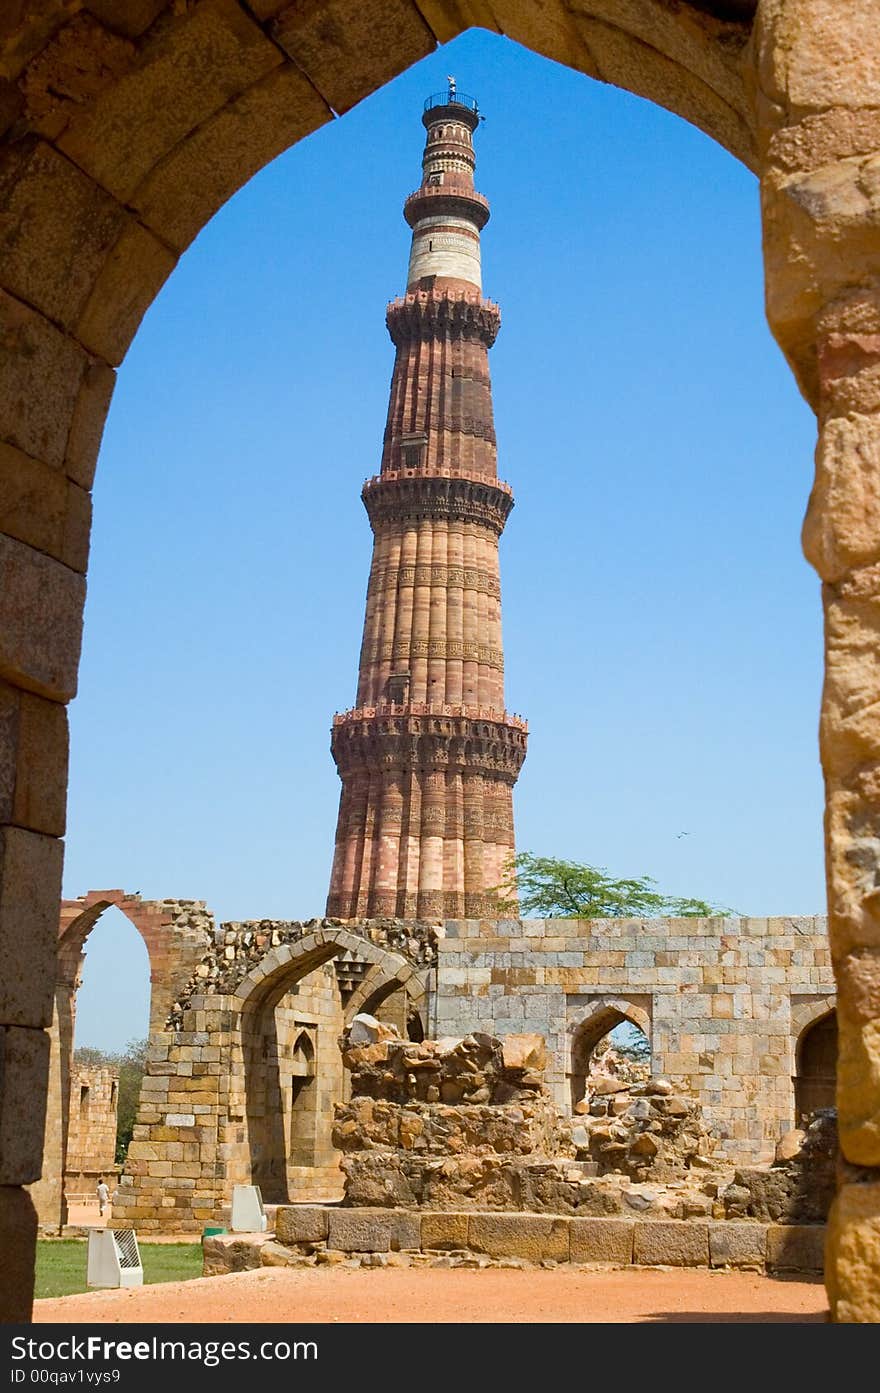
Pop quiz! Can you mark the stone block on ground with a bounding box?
[632,1221,710,1267]
[468,1213,570,1262]
[708,1221,767,1269]
[274,1204,329,1245]
[766,1224,826,1273]
[201,1233,268,1276]
[569,1217,634,1265]
[326,1206,419,1252]
[421,1211,469,1251]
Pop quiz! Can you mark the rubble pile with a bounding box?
[722,1109,837,1223]
[567,1074,720,1183]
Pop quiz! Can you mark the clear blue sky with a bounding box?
[70,30,823,1052]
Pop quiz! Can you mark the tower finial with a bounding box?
[446,73,456,100]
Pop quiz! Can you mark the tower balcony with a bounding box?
[404,183,490,230]
[333,701,527,732]
[421,93,481,132]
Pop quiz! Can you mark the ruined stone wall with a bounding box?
[63,1065,117,1200]
[114,922,430,1232]
[112,914,835,1231]
[435,916,834,1164]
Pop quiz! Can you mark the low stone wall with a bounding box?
[202,1206,826,1276]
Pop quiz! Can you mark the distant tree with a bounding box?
[494,853,734,919]
[115,1038,148,1164]
[73,1037,148,1165]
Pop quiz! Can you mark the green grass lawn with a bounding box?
[35,1241,203,1299]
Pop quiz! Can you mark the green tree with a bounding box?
[495,852,734,919]
[73,1036,148,1166]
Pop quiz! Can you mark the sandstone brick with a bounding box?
[0,1186,37,1321]
[76,219,177,366]
[709,1221,768,1269]
[275,1205,329,1245]
[0,138,126,328]
[632,1222,710,1268]
[0,533,85,702]
[64,359,115,491]
[0,290,88,470]
[0,828,63,1026]
[134,63,331,252]
[468,1214,570,1262]
[327,1208,390,1253]
[271,0,432,115]
[570,1217,634,1265]
[421,1210,469,1251]
[11,691,68,836]
[58,0,283,202]
[0,442,68,563]
[0,1026,50,1184]
[766,1223,826,1273]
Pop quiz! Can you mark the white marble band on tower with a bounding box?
[407,215,482,291]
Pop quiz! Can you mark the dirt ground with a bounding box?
[34,1265,828,1324]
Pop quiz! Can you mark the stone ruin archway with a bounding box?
[0,1,876,1320]
[795,1003,838,1127]
[113,920,432,1228]
[29,890,213,1231]
[567,996,652,1112]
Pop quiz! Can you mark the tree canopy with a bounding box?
[495,852,734,919]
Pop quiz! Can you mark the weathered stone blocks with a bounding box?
[274,1204,328,1245]
[0,1185,37,1322]
[766,1223,826,1273]
[570,1217,634,1265]
[708,1222,768,1269]
[327,1207,420,1253]
[468,1214,570,1262]
[632,1221,710,1268]
[421,1211,469,1251]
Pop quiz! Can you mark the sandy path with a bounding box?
[34,1266,827,1324]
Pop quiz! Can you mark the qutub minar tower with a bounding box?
[327,82,527,920]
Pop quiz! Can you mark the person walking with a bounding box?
[96,1177,110,1217]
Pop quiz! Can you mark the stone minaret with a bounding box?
[327,83,527,921]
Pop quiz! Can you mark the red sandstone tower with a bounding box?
[327,83,527,920]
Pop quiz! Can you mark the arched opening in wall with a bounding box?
[61,30,818,942]
[242,959,347,1205]
[289,1031,317,1167]
[66,906,151,1224]
[795,1010,837,1125]
[569,1003,652,1112]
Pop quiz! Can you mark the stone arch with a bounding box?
[234,927,417,1203]
[30,890,213,1231]
[567,996,652,1111]
[344,959,429,1043]
[794,1005,838,1126]
[234,927,417,1016]
[0,0,876,1323]
[791,993,837,1043]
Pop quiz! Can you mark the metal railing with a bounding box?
[424,91,479,115]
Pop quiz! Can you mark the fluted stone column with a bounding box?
[328,84,527,921]
[755,0,880,1322]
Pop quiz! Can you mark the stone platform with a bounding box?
[202,1206,826,1277]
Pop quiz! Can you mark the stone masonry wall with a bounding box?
[435,917,834,1164]
[112,914,836,1231]
[63,1064,117,1201]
